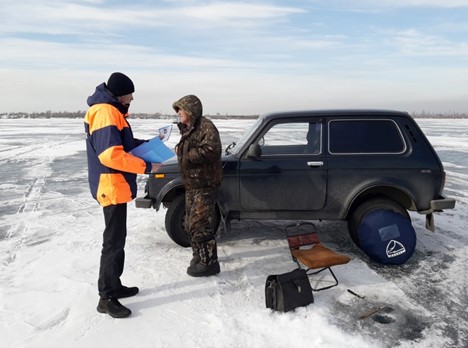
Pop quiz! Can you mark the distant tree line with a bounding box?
[0,111,466,119]
[410,111,468,118]
[0,111,260,119]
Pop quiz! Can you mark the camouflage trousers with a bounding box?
[185,187,218,265]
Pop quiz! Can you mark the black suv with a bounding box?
[136,110,455,263]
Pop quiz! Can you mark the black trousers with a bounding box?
[98,203,127,298]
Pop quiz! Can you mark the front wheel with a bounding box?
[164,194,222,248]
[165,194,190,247]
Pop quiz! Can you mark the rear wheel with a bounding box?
[348,197,410,246]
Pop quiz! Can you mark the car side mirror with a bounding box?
[246,143,261,158]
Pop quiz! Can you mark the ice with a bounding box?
[0,117,466,348]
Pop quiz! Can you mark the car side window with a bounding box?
[260,122,321,155]
[329,119,406,154]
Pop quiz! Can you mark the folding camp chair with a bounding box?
[286,222,351,291]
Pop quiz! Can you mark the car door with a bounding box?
[239,118,327,211]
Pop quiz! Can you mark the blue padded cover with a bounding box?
[358,209,416,264]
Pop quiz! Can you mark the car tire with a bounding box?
[348,197,410,247]
[164,194,222,248]
[165,194,190,247]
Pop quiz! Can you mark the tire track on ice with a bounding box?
[6,176,46,239]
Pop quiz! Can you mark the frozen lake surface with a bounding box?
[0,117,467,348]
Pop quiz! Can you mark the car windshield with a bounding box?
[225,117,262,155]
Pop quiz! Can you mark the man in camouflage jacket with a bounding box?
[173,95,223,277]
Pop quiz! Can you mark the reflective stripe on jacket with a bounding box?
[85,88,150,206]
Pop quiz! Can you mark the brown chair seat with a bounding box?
[291,243,350,270]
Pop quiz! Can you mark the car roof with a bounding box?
[260,109,411,121]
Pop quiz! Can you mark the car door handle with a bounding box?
[307,161,324,167]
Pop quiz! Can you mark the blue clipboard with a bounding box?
[130,136,175,163]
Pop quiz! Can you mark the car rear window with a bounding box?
[329,119,406,154]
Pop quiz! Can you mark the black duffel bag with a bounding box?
[265,268,314,312]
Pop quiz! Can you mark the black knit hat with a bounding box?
[106,72,135,97]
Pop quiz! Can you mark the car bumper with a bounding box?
[430,195,456,212]
[135,197,153,209]
[424,195,456,232]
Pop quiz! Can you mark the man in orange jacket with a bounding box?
[85,72,159,318]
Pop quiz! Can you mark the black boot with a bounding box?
[114,285,139,299]
[190,241,201,267]
[97,297,131,318]
[187,239,220,277]
[187,261,220,277]
[190,254,201,267]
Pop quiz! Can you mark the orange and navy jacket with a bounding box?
[84,83,151,207]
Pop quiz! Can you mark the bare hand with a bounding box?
[151,163,162,173]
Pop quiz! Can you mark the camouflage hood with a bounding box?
[172,95,203,123]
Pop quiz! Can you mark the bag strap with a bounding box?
[292,279,303,293]
[265,278,278,309]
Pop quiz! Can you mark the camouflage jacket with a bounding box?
[175,96,223,190]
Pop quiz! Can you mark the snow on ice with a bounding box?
[0,117,467,348]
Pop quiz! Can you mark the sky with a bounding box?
[1,0,468,115]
